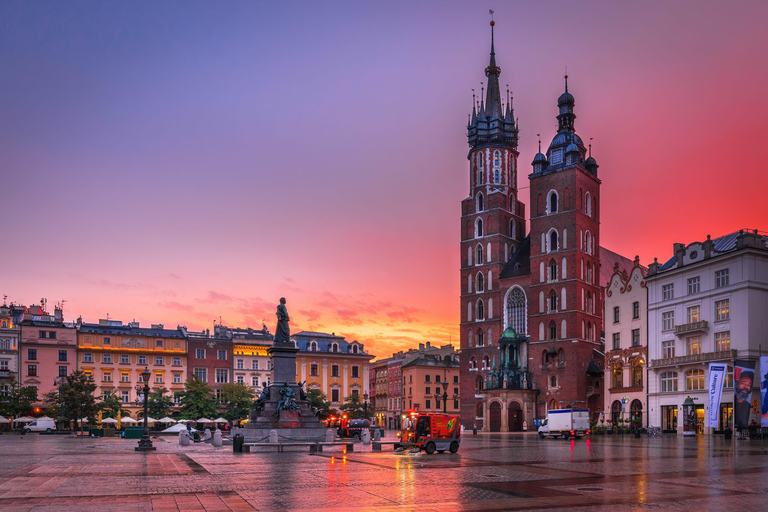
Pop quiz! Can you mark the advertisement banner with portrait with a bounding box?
[760,357,768,428]
[733,360,756,429]
[707,363,727,428]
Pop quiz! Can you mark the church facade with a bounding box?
[459,21,630,432]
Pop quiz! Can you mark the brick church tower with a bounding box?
[527,77,603,411]
[459,20,526,427]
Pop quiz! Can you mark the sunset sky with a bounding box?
[2,1,767,359]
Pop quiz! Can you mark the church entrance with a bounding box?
[507,401,523,431]
[489,402,501,432]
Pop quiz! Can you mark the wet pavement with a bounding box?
[0,432,766,511]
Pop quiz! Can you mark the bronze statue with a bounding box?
[253,382,269,411]
[274,297,290,343]
[273,384,300,418]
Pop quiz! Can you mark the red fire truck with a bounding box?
[395,412,460,454]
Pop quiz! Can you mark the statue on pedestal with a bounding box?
[273,384,301,418]
[297,381,308,401]
[253,382,269,411]
[275,297,290,343]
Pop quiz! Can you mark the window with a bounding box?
[155,356,164,366]
[612,333,620,350]
[217,350,227,360]
[332,343,339,353]
[174,394,181,404]
[631,360,643,387]
[715,269,729,288]
[476,218,483,238]
[103,372,112,382]
[549,321,557,340]
[633,302,640,319]
[435,375,441,383]
[237,375,244,384]
[83,352,92,363]
[686,336,701,356]
[662,284,674,301]
[686,369,704,390]
[310,363,318,376]
[660,372,678,392]
[121,372,130,383]
[453,375,459,384]
[215,369,229,383]
[138,355,146,365]
[425,387,431,395]
[59,350,68,362]
[103,353,111,363]
[550,375,558,389]
[156,340,163,348]
[549,291,557,313]
[631,329,640,347]
[425,375,431,383]
[477,193,484,212]
[475,244,483,264]
[611,362,623,388]
[121,391,129,403]
[613,306,620,323]
[173,356,181,366]
[236,359,244,370]
[193,368,207,381]
[49,331,56,339]
[549,260,558,281]
[58,366,67,377]
[104,337,111,345]
[662,311,674,331]
[28,349,37,360]
[331,389,340,402]
[476,272,484,292]
[687,277,700,295]
[352,366,359,378]
[477,300,485,320]
[331,365,339,378]
[549,230,558,252]
[38,331,46,339]
[196,349,205,359]
[252,376,259,387]
[173,374,181,384]
[250,360,258,370]
[549,191,558,213]
[715,299,729,321]
[28,365,37,376]
[426,399,432,409]
[715,331,730,351]
[687,306,700,323]
[725,366,734,388]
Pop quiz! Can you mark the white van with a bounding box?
[23,419,56,433]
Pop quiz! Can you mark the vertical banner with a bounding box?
[707,363,726,428]
[760,357,768,428]
[734,360,756,429]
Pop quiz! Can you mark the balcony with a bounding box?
[650,349,736,369]
[674,320,709,336]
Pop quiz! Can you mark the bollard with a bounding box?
[213,428,223,447]
[233,433,244,452]
[203,428,212,442]
[325,429,334,443]
[179,431,187,446]
[362,429,371,445]
[374,429,381,442]
[269,429,278,444]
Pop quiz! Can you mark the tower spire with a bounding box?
[484,15,502,119]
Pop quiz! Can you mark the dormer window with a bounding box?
[310,341,317,352]
[331,343,338,353]
[352,345,358,354]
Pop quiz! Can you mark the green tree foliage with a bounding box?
[220,383,253,422]
[307,389,331,420]
[0,379,38,418]
[178,376,216,419]
[147,387,173,419]
[339,393,366,419]
[48,371,99,433]
[98,392,123,419]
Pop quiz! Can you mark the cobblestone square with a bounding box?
[0,433,766,511]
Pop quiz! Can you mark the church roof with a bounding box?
[599,246,635,288]
[499,236,531,279]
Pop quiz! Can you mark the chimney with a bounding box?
[419,343,425,350]
[54,306,63,322]
[736,229,763,249]
[426,342,431,349]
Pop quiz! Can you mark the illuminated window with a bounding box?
[687,306,700,323]
[686,369,704,391]
[715,331,730,351]
[103,372,112,382]
[121,372,130,383]
[660,372,678,392]
[662,311,674,331]
[686,336,701,355]
[715,299,729,321]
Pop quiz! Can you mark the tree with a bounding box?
[0,379,38,419]
[147,387,173,419]
[220,383,253,422]
[98,393,123,419]
[339,393,366,419]
[307,389,331,420]
[178,376,216,419]
[51,371,98,434]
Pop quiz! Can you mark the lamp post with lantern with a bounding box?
[363,392,369,420]
[135,367,155,451]
[441,380,449,413]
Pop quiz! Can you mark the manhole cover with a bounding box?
[578,488,603,492]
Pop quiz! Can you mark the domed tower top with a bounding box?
[557,75,576,133]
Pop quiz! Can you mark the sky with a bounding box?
[1,0,767,359]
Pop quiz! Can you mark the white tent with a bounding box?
[120,417,137,423]
[0,416,10,424]
[101,418,118,424]
[196,418,213,423]
[138,417,157,424]
[213,417,228,423]
[158,417,176,423]
[79,418,89,423]
[175,419,190,424]
[161,423,198,434]
[38,416,54,421]
[13,416,34,423]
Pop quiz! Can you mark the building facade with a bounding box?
[0,303,21,395]
[647,230,768,434]
[20,304,77,400]
[371,358,389,426]
[604,259,648,428]
[402,352,460,415]
[77,320,187,418]
[183,325,237,399]
[226,326,273,394]
[292,331,372,408]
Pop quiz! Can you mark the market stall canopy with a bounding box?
[0,416,10,423]
[120,417,137,423]
[38,416,54,421]
[161,423,198,434]
[13,416,34,422]
[213,417,228,423]
[158,417,176,423]
[101,418,118,424]
[196,418,213,423]
[138,417,157,423]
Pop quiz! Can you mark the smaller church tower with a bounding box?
[459,20,526,429]
[527,76,602,411]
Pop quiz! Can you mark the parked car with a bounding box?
[22,419,57,433]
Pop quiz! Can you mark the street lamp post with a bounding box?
[441,380,449,413]
[363,392,369,420]
[135,367,155,452]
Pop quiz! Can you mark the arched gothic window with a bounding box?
[549,259,558,281]
[585,192,592,216]
[505,287,526,334]
[469,357,477,369]
[475,272,484,292]
[549,230,558,252]
[476,218,483,238]
[612,361,623,388]
[509,219,516,239]
[478,330,485,347]
[477,193,484,212]
[475,244,483,264]
[549,290,558,312]
[549,191,558,214]
[549,321,557,340]
[477,300,485,320]
[467,330,473,347]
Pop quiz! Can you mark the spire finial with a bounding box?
[564,67,569,93]
[537,134,541,153]
[589,137,593,157]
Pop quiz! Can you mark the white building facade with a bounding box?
[646,230,768,434]
[604,259,647,428]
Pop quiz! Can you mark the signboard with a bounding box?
[734,360,756,429]
[707,363,726,428]
[761,357,768,428]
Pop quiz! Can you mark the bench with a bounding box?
[372,441,401,452]
[242,441,355,453]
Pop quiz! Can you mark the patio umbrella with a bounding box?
[79,418,89,423]
[213,417,228,423]
[158,417,176,423]
[196,418,213,423]
[101,418,118,424]
[38,416,54,421]
[138,417,157,423]
[174,419,189,423]
[0,416,10,423]
[13,416,34,422]
[121,417,137,423]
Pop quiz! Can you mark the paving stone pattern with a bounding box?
[0,433,766,511]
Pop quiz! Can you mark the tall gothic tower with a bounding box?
[527,77,602,410]
[459,20,526,426]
